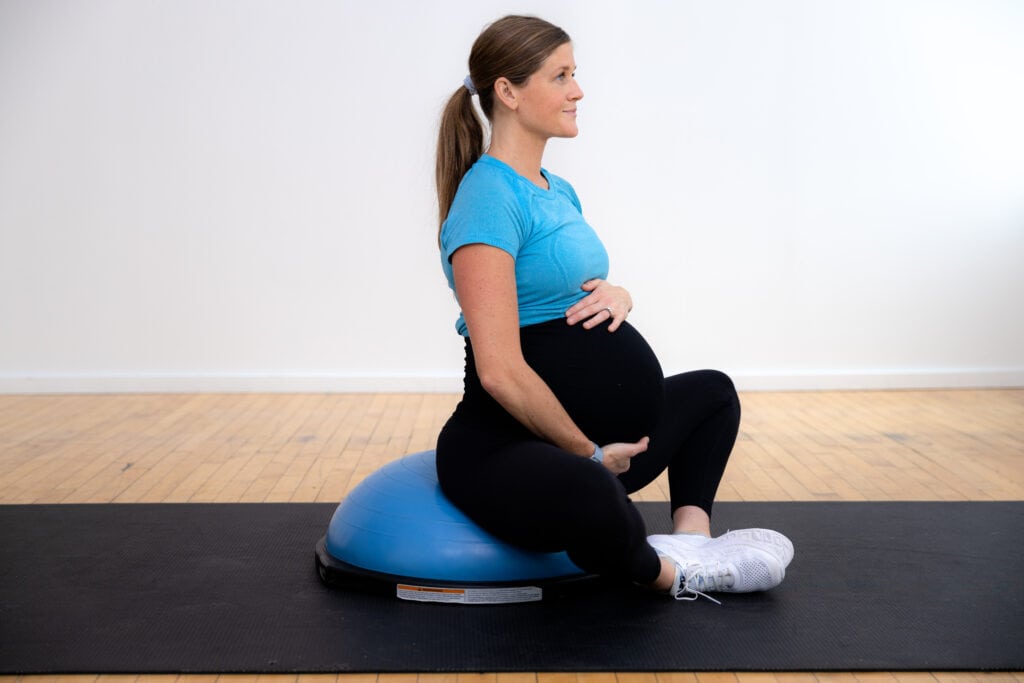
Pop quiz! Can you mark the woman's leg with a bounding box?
[618,369,741,532]
[436,421,662,585]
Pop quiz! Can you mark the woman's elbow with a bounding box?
[476,361,522,402]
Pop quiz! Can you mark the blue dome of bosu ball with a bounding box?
[315,450,588,603]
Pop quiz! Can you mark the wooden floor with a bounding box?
[1,389,1022,683]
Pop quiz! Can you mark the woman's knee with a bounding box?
[566,488,660,582]
[699,368,738,400]
[708,369,740,419]
[667,369,740,415]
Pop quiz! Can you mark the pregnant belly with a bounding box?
[520,319,665,444]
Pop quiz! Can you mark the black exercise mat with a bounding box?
[1,501,1021,673]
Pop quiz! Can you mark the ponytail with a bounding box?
[435,86,484,236]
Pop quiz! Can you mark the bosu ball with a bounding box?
[315,450,591,604]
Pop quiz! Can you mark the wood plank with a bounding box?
[1,389,1021,683]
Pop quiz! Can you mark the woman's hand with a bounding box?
[565,279,633,332]
[599,436,649,475]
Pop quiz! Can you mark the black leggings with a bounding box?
[436,323,740,586]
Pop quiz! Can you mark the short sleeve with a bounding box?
[440,165,529,264]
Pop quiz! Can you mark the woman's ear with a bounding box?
[493,77,518,111]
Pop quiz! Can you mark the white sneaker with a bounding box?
[648,532,787,602]
[706,528,794,568]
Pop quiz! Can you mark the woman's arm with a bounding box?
[452,243,596,457]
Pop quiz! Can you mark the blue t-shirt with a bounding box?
[440,155,609,336]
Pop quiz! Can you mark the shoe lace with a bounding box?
[673,561,728,604]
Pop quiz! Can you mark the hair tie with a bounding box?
[463,75,478,96]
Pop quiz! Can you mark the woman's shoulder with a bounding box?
[462,156,534,194]
[452,157,530,211]
[452,156,580,216]
[443,158,533,255]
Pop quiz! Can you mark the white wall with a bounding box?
[1,0,1022,393]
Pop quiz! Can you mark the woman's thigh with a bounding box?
[437,422,611,551]
[437,423,660,581]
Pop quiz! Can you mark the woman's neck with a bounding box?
[487,128,549,189]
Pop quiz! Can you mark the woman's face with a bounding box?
[513,42,584,140]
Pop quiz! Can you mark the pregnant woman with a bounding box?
[434,15,793,601]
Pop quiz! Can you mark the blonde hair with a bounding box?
[435,16,571,235]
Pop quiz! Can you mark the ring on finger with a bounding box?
[604,306,613,315]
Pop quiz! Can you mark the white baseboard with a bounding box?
[0,373,465,395]
[0,368,1021,394]
[727,367,1024,391]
